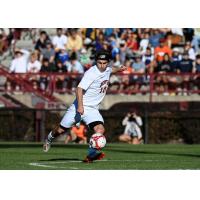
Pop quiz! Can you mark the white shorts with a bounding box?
[60,104,104,128]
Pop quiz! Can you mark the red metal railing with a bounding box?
[1,70,200,102]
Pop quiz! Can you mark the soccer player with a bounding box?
[43,50,127,162]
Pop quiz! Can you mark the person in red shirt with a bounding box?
[154,38,172,62]
[126,32,138,52]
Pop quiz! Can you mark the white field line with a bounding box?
[29,159,198,170]
[28,159,162,169]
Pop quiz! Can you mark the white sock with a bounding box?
[47,131,54,143]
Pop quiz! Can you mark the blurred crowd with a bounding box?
[1,28,200,95]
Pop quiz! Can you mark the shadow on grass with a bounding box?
[39,158,82,162]
[106,148,200,159]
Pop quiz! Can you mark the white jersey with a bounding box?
[77,65,112,109]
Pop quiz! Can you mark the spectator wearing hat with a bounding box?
[154,38,172,62]
[57,48,69,66]
[10,48,30,73]
[8,48,30,91]
[79,48,92,70]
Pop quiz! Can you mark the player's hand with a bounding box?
[77,106,84,115]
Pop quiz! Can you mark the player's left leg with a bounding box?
[43,125,68,152]
[82,108,106,162]
[43,104,76,152]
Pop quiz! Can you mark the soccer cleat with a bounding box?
[83,152,105,163]
[43,140,51,152]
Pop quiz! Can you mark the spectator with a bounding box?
[110,34,120,65]
[177,52,194,95]
[149,29,163,48]
[139,32,150,54]
[120,59,133,92]
[193,54,200,91]
[52,28,68,52]
[40,41,55,64]
[183,28,194,42]
[55,60,68,92]
[171,48,182,71]
[66,29,83,52]
[184,41,196,61]
[27,52,41,73]
[126,31,139,53]
[142,47,154,68]
[95,31,105,51]
[64,122,87,144]
[131,55,146,93]
[0,29,8,55]
[35,31,49,52]
[154,38,172,62]
[79,48,92,70]
[66,52,84,91]
[155,53,173,95]
[10,48,30,73]
[39,58,53,90]
[191,28,200,53]
[119,110,143,144]
[194,54,200,73]
[119,40,129,64]
[58,48,69,66]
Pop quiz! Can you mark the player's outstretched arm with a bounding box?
[112,65,127,73]
[76,87,84,115]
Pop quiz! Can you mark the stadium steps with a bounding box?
[15,40,35,51]
[0,67,66,109]
[0,94,21,108]
[41,28,57,37]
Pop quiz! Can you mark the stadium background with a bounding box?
[0,28,200,144]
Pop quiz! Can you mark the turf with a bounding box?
[0,142,200,170]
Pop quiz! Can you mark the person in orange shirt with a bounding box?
[65,122,87,144]
[154,38,172,62]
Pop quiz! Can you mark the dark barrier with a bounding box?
[0,102,200,144]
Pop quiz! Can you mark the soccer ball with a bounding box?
[89,133,106,149]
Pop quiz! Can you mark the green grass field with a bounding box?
[0,142,200,169]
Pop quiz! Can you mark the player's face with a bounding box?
[97,60,109,72]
